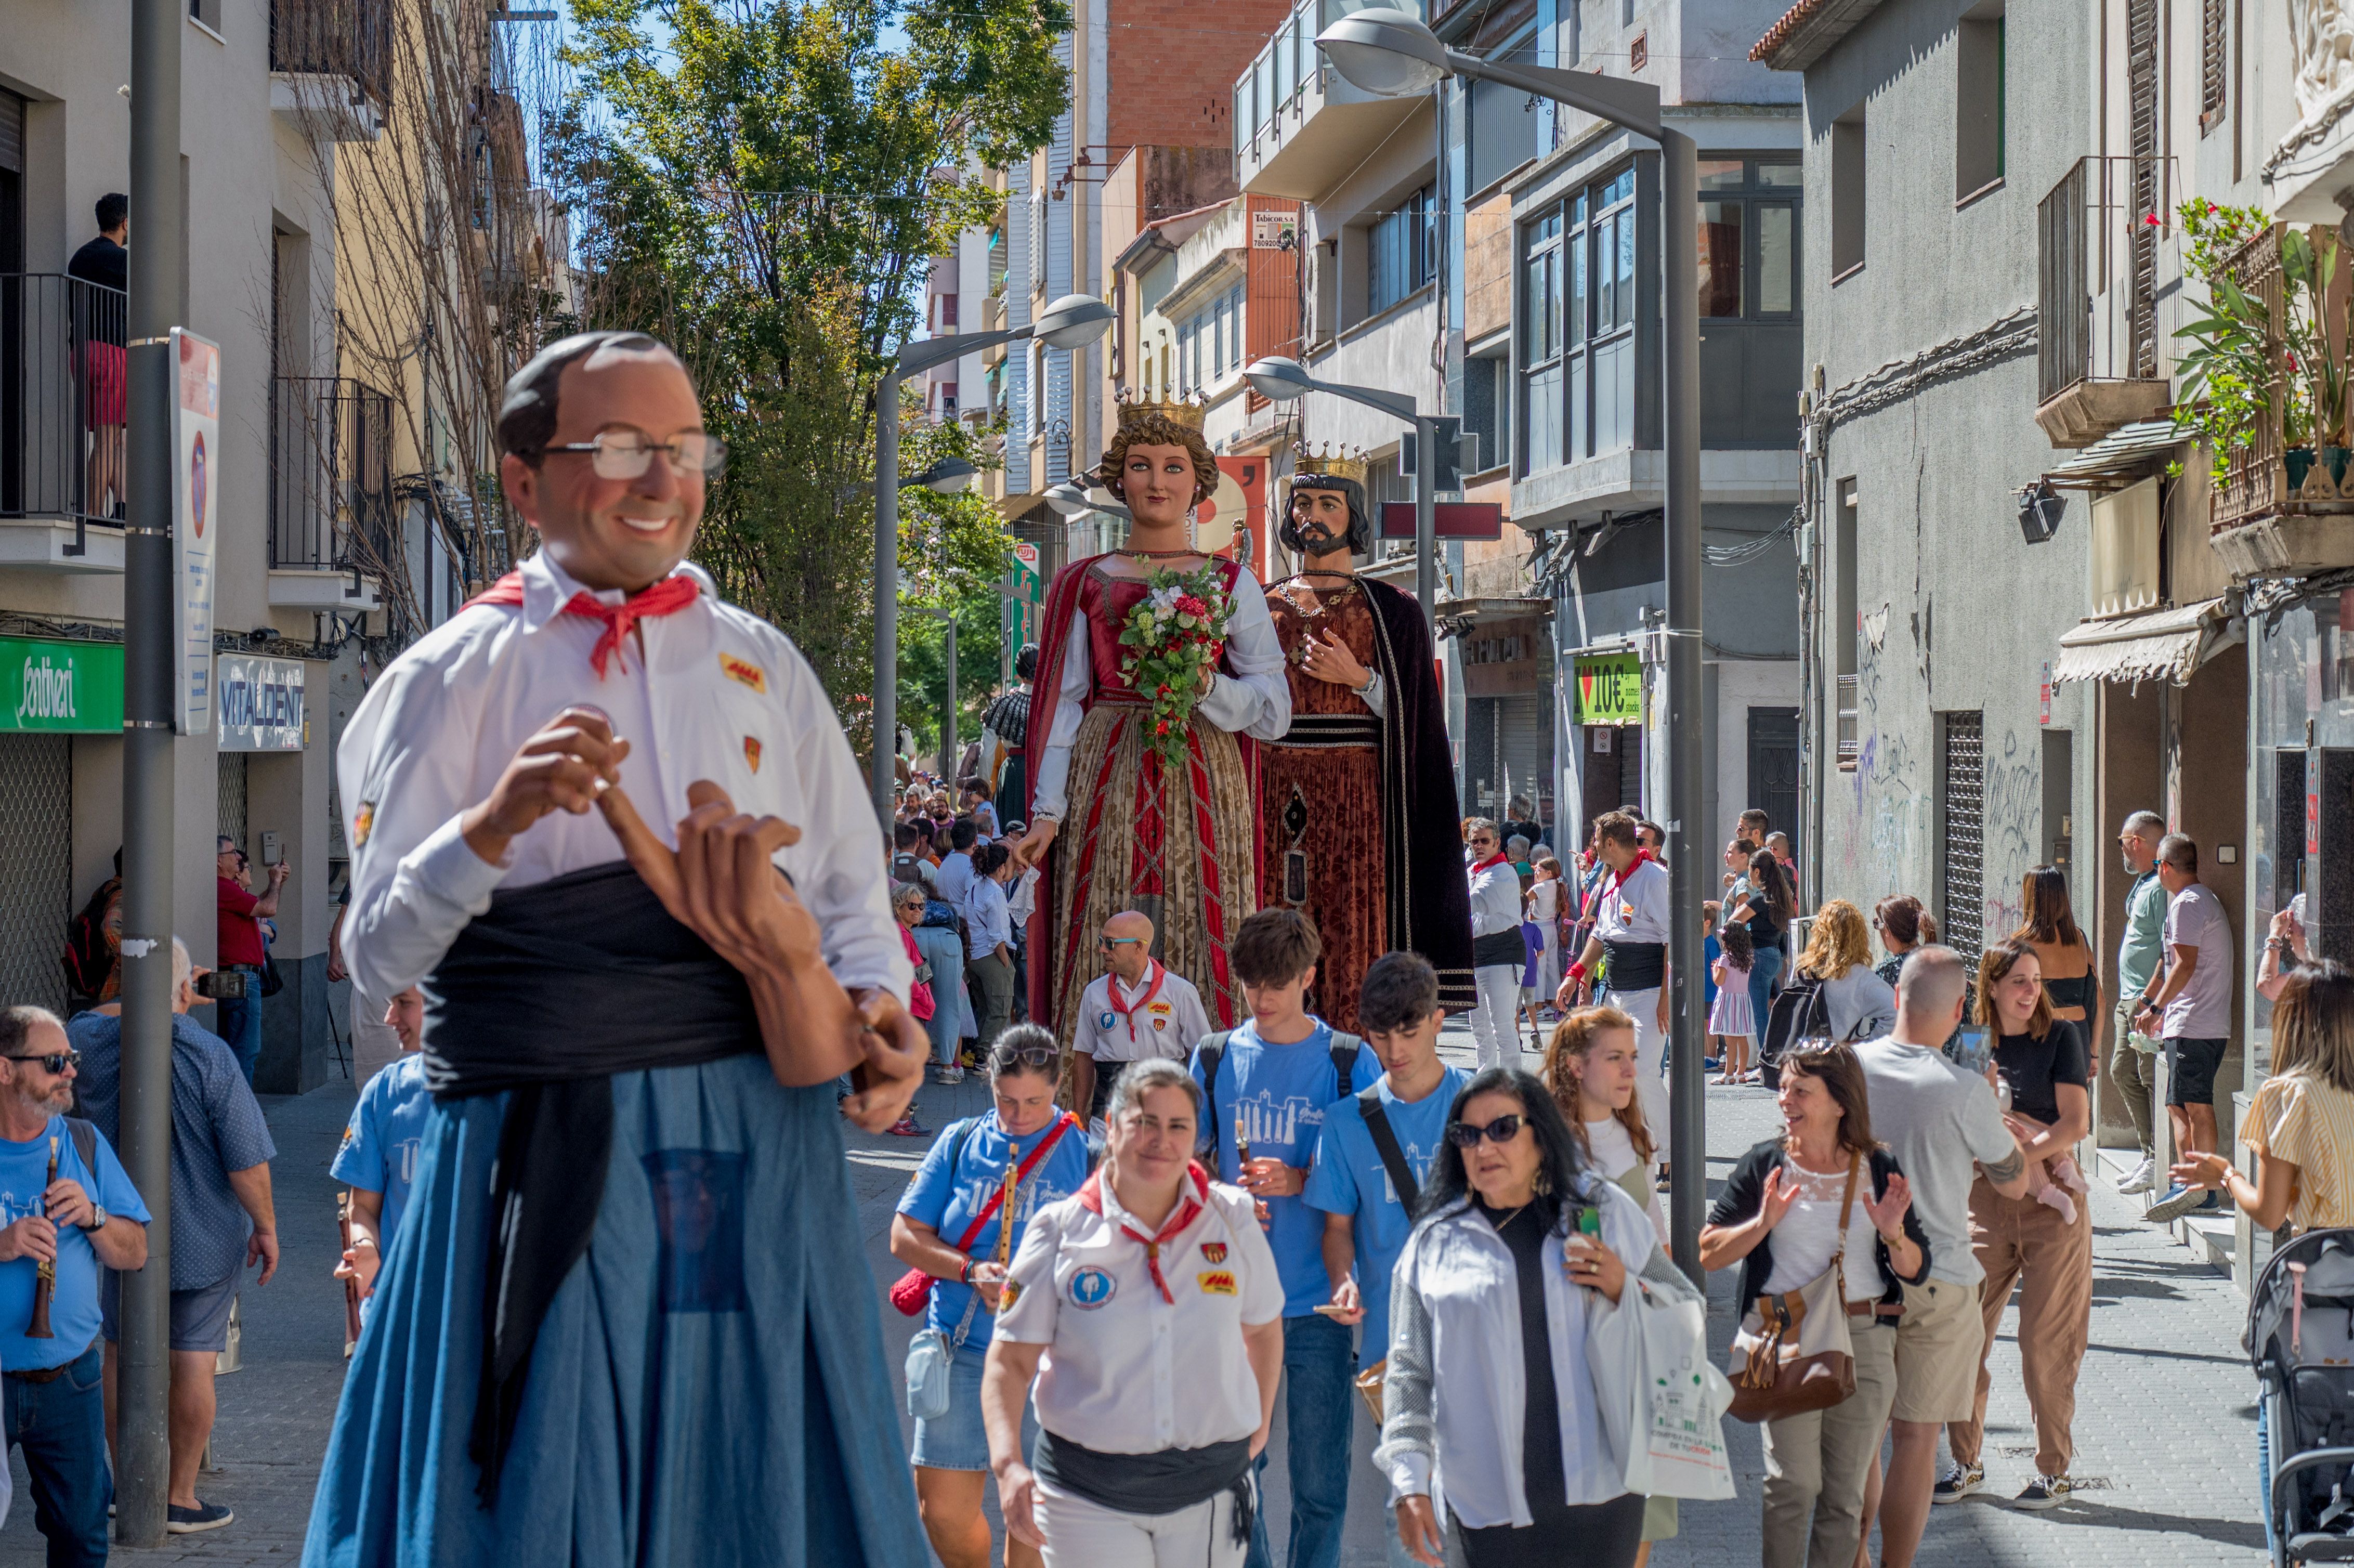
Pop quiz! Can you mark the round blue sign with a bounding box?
[1068,1266,1117,1309]
[1098,1012,1117,1030]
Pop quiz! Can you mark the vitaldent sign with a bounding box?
[215,655,306,751]
[0,637,125,733]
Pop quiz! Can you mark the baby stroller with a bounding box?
[2251,1228,2354,1565]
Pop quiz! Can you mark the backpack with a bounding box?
[1194,1029,1363,1169]
[1758,974,1830,1091]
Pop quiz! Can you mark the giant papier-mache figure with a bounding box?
[1011,396,1291,1053]
[1259,449,1473,1028]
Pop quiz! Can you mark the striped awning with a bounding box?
[2050,597,2231,687]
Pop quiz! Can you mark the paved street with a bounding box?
[0,1025,2266,1564]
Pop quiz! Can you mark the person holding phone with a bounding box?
[1376,1067,1697,1568]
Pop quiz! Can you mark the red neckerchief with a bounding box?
[1604,848,1654,899]
[467,568,701,678]
[1471,851,1510,873]
[1107,960,1167,1048]
[1079,1161,1210,1303]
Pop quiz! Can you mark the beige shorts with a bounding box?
[1890,1277,1984,1423]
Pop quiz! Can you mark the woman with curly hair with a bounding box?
[1794,899,1897,1042]
[1009,401,1291,1056]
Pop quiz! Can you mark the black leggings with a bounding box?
[1455,1491,1645,1568]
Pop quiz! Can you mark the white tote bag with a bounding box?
[1605,1276,1737,1501]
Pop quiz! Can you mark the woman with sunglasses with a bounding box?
[986,1056,1283,1566]
[1378,1067,1699,1568]
[893,1025,1093,1568]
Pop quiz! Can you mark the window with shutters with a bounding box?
[1939,712,1986,974]
[1956,9,2006,200]
[2200,0,2227,131]
[2128,0,2160,377]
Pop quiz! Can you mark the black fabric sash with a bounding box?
[1033,1429,1253,1533]
[1473,930,1527,968]
[421,859,761,1501]
[1603,939,1666,991]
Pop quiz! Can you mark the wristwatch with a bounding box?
[86,1205,107,1232]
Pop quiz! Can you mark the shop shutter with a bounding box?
[218,751,247,854]
[1467,694,1553,827]
[1940,711,1985,971]
[0,736,72,1014]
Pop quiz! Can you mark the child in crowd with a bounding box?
[1709,922,1757,1084]
[332,987,433,1315]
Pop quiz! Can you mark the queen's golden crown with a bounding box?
[1115,392,1209,433]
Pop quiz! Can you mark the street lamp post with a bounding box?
[871,296,1113,826]
[1316,8,1707,1280]
[911,605,960,780]
[1239,356,1439,625]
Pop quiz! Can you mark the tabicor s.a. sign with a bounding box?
[0,637,125,733]
[1574,652,1643,726]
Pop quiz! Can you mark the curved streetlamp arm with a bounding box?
[894,324,1031,381]
[1440,48,1663,140]
[1310,377,1419,425]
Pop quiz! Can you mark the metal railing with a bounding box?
[2036,155,2177,405]
[1836,674,1858,767]
[270,375,398,579]
[269,0,390,106]
[0,273,128,553]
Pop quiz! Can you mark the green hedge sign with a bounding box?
[1574,652,1643,726]
[0,637,124,733]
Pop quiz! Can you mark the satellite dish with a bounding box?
[1195,468,1248,554]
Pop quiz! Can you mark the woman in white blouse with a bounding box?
[985,1057,1284,1566]
[1377,1066,1700,1568]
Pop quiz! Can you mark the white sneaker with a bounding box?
[2116,1156,2156,1194]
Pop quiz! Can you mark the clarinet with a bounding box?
[26,1135,58,1340]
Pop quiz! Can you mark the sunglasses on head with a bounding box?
[7,1051,79,1075]
[991,1041,1058,1074]
[1445,1113,1527,1148]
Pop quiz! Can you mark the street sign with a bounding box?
[0,636,124,733]
[1574,652,1643,726]
[1378,501,1504,540]
[173,328,221,735]
[215,654,306,751]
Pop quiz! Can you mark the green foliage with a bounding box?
[551,0,1069,735]
[2172,199,2280,485]
[896,388,1017,756]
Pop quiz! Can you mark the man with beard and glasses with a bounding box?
[1258,450,1472,1031]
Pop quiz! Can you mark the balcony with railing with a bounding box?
[0,273,128,572]
[1234,0,1426,203]
[2035,155,2178,448]
[269,375,393,611]
[269,0,389,140]
[2204,224,2354,579]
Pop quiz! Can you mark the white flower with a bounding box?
[1148,585,1182,615]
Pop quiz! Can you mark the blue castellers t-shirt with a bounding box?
[1303,1064,1469,1360]
[331,1054,434,1249]
[896,1112,1094,1351]
[1191,1020,1383,1318]
[0,1114,149,1371]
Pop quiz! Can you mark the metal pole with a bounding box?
[1661,127,1706,1284]
[1414,415,1437,624]
[118,0,181,1539]
[872,370,902,825]
[941,616,957,782]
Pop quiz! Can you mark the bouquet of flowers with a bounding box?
[1117,564,1236,766]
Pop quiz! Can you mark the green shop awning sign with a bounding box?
[1574,652,1643,726]
[0,637,124,733]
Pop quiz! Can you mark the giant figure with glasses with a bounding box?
[301,331,930,1567]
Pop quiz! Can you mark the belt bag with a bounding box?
[1472,931,1526,967]
[1726,1155,1861,1423]
[1603,939,1666,991]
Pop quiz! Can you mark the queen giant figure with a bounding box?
[1009,398,1290,1048]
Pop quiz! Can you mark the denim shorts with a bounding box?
[910,1340,1038,1473]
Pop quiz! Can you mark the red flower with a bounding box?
[2290,353,2301,371]
[2145,213,2162,227]
[1176,595,1210,617]
[1157,684,1172,697]
[1155,720,1172,735]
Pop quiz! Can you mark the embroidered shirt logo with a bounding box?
[352,801,376,847]
[1068,1266,1117,1309]
[1199,1242,1227,1264]
[719,652,767,692]
[1196,1270,1237,1296]
[743,737,763,773]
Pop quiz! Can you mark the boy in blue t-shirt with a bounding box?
[1190,909,1379,1568]
[331,987,432,1305]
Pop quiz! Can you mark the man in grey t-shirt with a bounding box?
[1854,947,2028,1557]
[2138,834,2235,1222]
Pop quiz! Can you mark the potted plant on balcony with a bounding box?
[2281,229,2354,493]
[2173,200,2280,486]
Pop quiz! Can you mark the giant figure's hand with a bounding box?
[841,986,927,1132]
[1009,816,1058,873]
[461,705,629,865]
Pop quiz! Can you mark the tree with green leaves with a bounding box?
[551,0,1068,743]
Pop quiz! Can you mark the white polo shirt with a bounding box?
[997,1168,1284,1455]
[1074,963,1213,1065]
[1593,855,1671,946]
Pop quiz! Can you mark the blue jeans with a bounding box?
[1246,1312,1354,1568]
[216,988,263,1083]
[4,1341,110,1566]
[1749,942,1785,1039]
